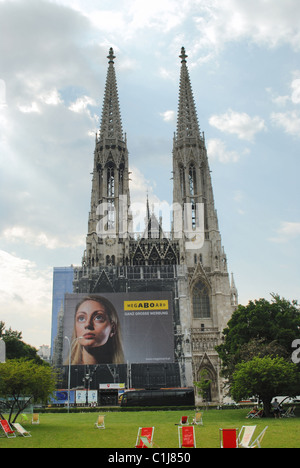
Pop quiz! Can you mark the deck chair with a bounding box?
[178,415,189,425]
[219,428,238,448]
[238,426,256,448]
[20,413,29,423]
[282,406,296,418]
[178,426,196,448]
[94,414,105,429]
[250,426,268,448]
[135,427,154,448]
[192,412,203,425]
[251,409,264,419]
[12,423,31,437]
[31,413,40,424]
[0,419,16,438]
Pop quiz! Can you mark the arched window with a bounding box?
[192,280,210,318]
[179,164,185,198]
[106,161,115,230]
[107,161,115,198]
[189,163,197,229]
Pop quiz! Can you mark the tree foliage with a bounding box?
[0,359,57,423]
[231,356,300,417]
[0,321,44,364]
[216,294,300,379]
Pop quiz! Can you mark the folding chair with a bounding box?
[31,413,40,424]
[251,409,264,418]
[20,413,29,424]
[12,423,31,437]
[282,406,296,418]
[192,412,203,425]
[250,426,268,448]
[179,415,189,425]
[238,426,256,448]
[178,426,196,448]
[94,414,105,429]
[135,427,155,448]
[219,428,238,448]
[0,419,16,438]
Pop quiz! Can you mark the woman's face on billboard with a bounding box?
[75,300,114,348]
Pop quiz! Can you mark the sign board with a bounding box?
[62,292,174,366]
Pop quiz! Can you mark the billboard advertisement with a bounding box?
[62,292,174,366]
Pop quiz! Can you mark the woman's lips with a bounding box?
[83,333,95,339]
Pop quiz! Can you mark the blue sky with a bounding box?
[0,0,299,348]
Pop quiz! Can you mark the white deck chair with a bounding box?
[12,423,31,437]
[238,426,256,448]
[250,426,268,448]
[94,414,105,429]
[31,413,40,424]
[192,412,203,425]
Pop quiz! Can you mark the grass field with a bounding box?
[0,408,299,448]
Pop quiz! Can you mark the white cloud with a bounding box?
[269,222,300,243]
[1,226,85,250]
[160,110,176,123]
[271,110,300,136]
[0,250,53,347]
[207,138,241,164]
[209,109,266,141]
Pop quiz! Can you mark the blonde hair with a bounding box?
[65,295,124,365]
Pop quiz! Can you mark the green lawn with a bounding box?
[0,409,299,448]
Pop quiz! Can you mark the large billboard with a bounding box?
[62,292,174,366]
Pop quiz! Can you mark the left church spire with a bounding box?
[82,48,131,272]
[98,47,124,143]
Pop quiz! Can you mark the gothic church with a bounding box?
[56,47,238,404]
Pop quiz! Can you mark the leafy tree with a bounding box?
[194,370,212,406]
[231,356,300,417]
[216,294,300,379]
[0,359,57,423]
[0,321,43,364]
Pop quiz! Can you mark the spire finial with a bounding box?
[107,47,116,64]
[179,46,188,63]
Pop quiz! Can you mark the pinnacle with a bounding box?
[107,47,116,64]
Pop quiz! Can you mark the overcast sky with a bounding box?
[0,0,300,348]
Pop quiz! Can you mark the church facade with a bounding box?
[53,47,238,404]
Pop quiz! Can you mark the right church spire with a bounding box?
[176,47,202,142]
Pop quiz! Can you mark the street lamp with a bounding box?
[64,336,82,413]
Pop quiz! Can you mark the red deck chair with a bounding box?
[178,426,196,448]
[179,415,188,425]
[135,427,154,448]
[219,428,238,448]
[0,419,16,438]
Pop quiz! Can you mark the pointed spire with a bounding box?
[176,47,201,142]
[99,47,124,142]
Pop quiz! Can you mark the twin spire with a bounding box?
[99,46,201,144]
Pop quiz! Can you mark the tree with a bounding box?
[194,370,212,407]
[0,360,57,423]
[230,356,300,417]
[216,294,300,379]
[0,321,43,363]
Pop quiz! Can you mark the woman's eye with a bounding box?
[94,314,105,322]
[77,315,86,323]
